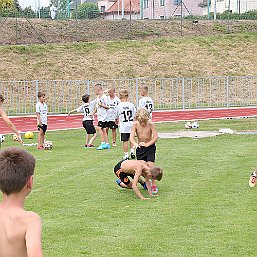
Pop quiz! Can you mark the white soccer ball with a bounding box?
[191,121,199,129]
[185,122,192,129]
[0,134,5,143]
[44,141,53,150]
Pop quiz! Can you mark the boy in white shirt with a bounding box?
[106,87,120,147]
[36,92,48,150]
[68,94,97,148]
[116,89,136,160]
[94,84,110,150]
[138,86,154,119]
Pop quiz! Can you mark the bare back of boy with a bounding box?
[0,206,42,257]
[120,159,149,176]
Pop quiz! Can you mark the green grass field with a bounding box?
[1,119,257,256]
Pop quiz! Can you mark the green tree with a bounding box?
[76,2,99,19]
[22,6,36,18]
[0,0,13,10]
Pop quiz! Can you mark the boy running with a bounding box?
[94,84,110,150]
[36,92,48,150]
[130,108,159,194]
[106,87,120,147]
[0,94,22,143]
[68,94,97,148]
[0,147,43,257]
[138,86,154,119]
[249,168,257,187]
[114,159,163,200]
[116,89,136,160]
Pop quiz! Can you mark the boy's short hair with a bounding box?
[150,166,163,181]
[94,83,103,90]
[0,147,35,195]
[119,89,128,99]
[141,86,149,93]
[0,94,4,102]
[82,94,90,103]
[135,108,150,124]
[38,92,45,98]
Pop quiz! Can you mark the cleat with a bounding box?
[87,144,95,148]
[97,143,106,150]
[123,156,129,161]
[104,143,110,149]
[130,152,135,159]
[112,143,117,147]
[151,185,159,194]
[143,182,148,190]
[37,145,44,150]
[249,173,256,187]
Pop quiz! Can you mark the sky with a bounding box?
[18,0,50,10]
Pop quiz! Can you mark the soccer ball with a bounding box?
[0,134,5,143]
[44,141,53,150]
[191,121,199,129]
[13,134,19,141]
[25,131,34,139]
[185,122,192,129]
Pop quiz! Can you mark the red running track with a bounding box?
[1,107,257,134]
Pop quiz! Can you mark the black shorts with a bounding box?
[120,133,130,142]
[136,144,156,163]
[114,160,134,185]
[107,121,118,129]
[82,120,96,135]
[98,121,107,128]
[37,124,47,133]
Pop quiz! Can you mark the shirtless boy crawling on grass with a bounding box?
[114,159,163,200]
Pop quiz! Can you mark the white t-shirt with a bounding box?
[96,94,109,122]
[36,102,48,125]
[107,96,121,122]
[138,96,154,118]
[116,102,136,133]
[76,100,96,121]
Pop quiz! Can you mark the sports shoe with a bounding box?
[130,152,135,159]
[37,145,44,150]
[87,144,95,148]
[249,173,256,187]
[112,143,117,147]
[123,156,129,161]
[97,143,106,150]
[104,143,110,149]
[143,182,148,190]
[151,185,159,194]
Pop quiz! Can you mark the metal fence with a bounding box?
[0,76,257,115]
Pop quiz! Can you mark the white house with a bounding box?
[204,0,257,14]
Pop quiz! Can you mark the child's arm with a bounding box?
[36,113,42,126]
[98,102,109,110]
[0,108,21,137]
[130,122,138,148]
[68,109,77,115]
[132,169,150,200]
[25,212,43,257]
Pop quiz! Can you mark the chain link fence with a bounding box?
[1,76,257,115]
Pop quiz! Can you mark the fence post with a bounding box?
[35,80,39,102]
[87,80,90,94]
[136,78,139,108]
[182,78,185,110]
[226,76,230,107]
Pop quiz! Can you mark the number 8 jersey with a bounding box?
[116,101,136,133]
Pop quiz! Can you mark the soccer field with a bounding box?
[1,119,257,256]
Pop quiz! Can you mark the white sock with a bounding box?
[124,152,128,158]
[101,142,105,145]
[130,149,134,154]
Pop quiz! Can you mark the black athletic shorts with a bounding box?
[37,124,47,133]
[98,121,107,128]
[114,160,134,185]
[136,144,156,163]
[120,133,130,142]
[107,121,118,129]
[82,120,96,135]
